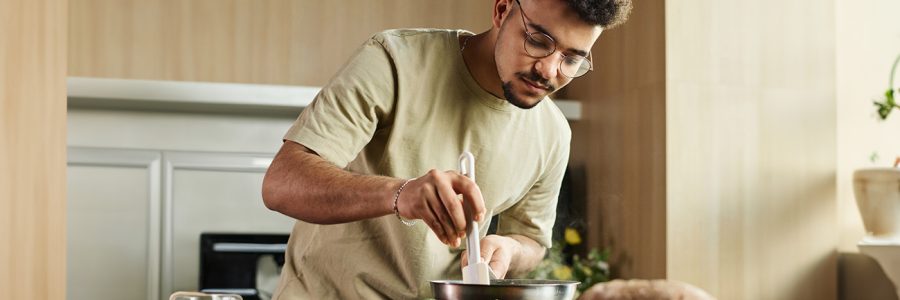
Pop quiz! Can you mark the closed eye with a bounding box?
[527,36,552,50]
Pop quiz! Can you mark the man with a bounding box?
[261,0,631,298]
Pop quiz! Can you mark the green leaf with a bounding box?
[528,241,613,292]
[873,87,899,120]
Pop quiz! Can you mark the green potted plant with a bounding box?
[874,54,900,120]
[528,227,611,295]
[869,52,900,166]
[853,52,900,299]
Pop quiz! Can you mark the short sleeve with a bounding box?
[496,137,571,248]
[283,35,396,168]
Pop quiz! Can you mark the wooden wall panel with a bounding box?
[565,0,667,279]
[0,0,68,298]
[67,0,164,79]
[68,0,492,86]
[288,0,489,85]
[666,0,837,299]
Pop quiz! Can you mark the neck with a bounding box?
[460,31,505,99]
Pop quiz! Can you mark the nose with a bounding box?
[533,54,562,80]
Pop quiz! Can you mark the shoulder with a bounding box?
[373,28,458,41]
[369,28,459,51]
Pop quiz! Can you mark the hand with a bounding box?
[396,169,486,247]
[460,235,518,279]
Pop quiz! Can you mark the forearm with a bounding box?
[505,234,547,277]
[262,141,404,224]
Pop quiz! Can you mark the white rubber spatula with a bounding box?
[459,151,492,285]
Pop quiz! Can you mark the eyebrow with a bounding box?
[527,22,590,57]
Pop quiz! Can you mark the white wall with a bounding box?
[666,0,837,299]
[836,0,900,251]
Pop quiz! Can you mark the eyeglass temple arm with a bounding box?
[587,51,594,71]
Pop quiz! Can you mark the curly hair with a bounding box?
[566,0,633,29]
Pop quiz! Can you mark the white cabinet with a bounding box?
[67,148,296,300]
[67,78,302,300]
[67,149,161,300]
[162,152,294,295]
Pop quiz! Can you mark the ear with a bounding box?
[491,0,513,29]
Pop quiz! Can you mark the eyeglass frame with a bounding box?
[513,0,594,78]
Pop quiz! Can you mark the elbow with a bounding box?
[262,142,328,223]
[262,171,288,213]
[261,177,280,212]
[261,171,323,223]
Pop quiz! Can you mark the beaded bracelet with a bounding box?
[393,179,417,226]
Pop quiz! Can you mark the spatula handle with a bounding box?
[458,151,480,266]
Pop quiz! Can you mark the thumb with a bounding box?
[460,250,469,267]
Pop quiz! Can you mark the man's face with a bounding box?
[494,0,603,109]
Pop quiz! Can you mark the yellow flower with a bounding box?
[553,265,573,280]
[581,266,592,276]
[565,228,582,245]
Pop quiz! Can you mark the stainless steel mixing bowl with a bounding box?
[431,279,579,300]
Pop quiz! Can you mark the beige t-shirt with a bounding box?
[273,28,571,300]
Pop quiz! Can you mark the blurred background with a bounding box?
[3,0,900,299]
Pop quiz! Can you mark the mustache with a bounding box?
[517,71,556,92]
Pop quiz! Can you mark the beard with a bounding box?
[502,71,556,109]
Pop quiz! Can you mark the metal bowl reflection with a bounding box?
[431,279,579,300]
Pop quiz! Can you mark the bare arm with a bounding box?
[262,140,486,247]
[262,140,400,224]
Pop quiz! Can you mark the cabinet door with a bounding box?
[67,148,161,300]
[162,151,295,296]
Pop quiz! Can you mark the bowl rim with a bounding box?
[429,279,581,287]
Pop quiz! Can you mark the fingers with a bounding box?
[459,236,511,279]
[399,169,485,247]
[426,194,460,247]
[481,237,510,279]
[460,249,469,267]
[422,209,450,245]
[436,182,466,238]
[399,170,463,246]
[451,174,486,222]
[423,170,462,246]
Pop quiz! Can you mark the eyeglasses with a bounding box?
[514,0,593,78]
